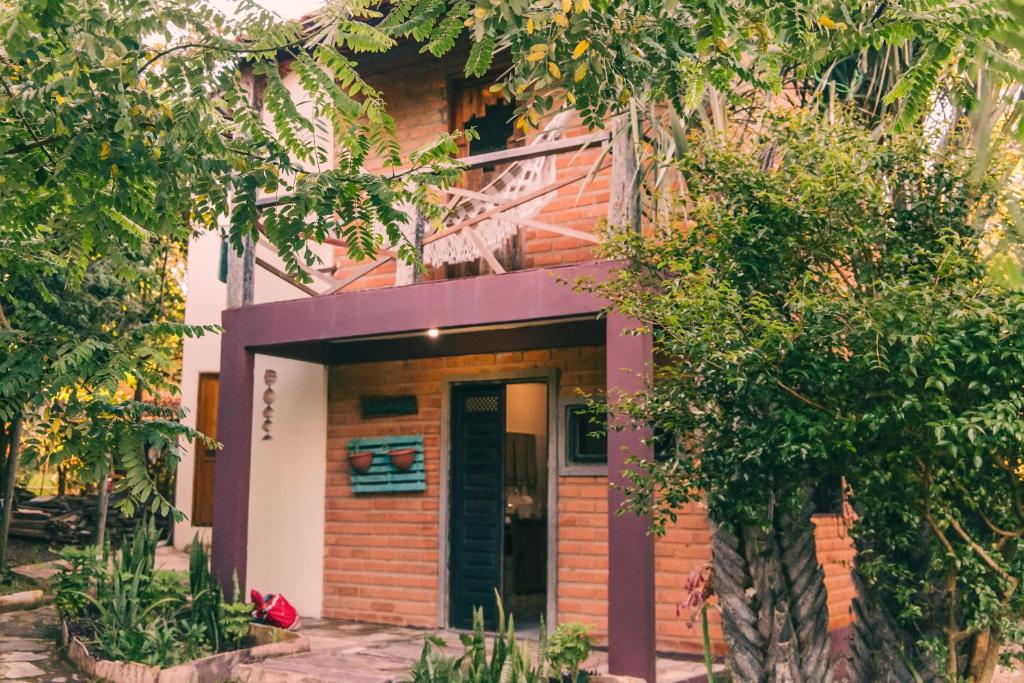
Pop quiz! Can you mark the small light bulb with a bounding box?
[427,328,440,338]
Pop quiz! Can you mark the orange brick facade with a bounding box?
[323,345,855,654]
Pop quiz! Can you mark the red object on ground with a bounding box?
[250,590,301,630]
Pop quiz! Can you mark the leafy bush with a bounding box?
[408,592,593,682]
[53,545,104,618]
[545,623,592,683]
[407,591,547,682]
[598,110,1024,680]
[54,518,254,667]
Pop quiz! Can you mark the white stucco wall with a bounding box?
[173,66,332,616]
[246,355,327,616]
[174,228,330,617]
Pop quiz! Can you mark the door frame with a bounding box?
[438,368,559,630]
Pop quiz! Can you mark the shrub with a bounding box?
[406,591,552,683]
[54,517,254,667]
[546,623,593,683]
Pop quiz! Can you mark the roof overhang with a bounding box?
[223,260,613,365]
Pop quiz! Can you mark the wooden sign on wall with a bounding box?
[360,395,418,418]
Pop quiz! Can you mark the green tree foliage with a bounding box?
[5,237,194,513]
[0,0,464,284]
[0,0,467,528]
[373,0,1024,134]
[597,111,1024,681]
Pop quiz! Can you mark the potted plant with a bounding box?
[348,451,375,473]
[387,448,417,471]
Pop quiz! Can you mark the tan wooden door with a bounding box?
[191,373,219,526]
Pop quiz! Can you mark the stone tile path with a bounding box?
[234,619,721,683]
[0,606,85,681]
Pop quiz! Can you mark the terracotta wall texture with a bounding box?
[323,345,855,654]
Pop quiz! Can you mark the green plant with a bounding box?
[52,544,104,618]
[545,623,592,683]
[220,580,254,651]
[54,518,255,668]
[186,536,252,652]
[406,591,547,683]
[408,635,462,683]
[187,535,224,651]
[599,109,1024,681]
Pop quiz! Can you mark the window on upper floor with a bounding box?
[425,76,526,280]
[450,76,522,190]
[812,474,845,515]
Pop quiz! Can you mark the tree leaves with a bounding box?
[598,110,1024,678]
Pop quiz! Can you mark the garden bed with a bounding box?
[62,620,309,683]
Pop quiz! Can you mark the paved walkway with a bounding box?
[0,606,85,681]
[235,619,720,683]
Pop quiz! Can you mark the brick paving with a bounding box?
[233,618,720,683]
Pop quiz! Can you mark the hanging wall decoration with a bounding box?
[261,369,277,440]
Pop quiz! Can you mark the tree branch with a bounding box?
[945,514,1019,599]
[138,38,305,74]
[774,378,833,414]
[2,135,59,156]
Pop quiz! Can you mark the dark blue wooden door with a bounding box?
[449,384,505,630]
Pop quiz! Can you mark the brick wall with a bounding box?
[324,345,607,626]
[328,50,609,291]
[323,344,855,653]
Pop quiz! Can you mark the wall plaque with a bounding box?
[361,395,418,418]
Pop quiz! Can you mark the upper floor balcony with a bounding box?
[238,48,615,302]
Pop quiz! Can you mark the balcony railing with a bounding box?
[248,124,611,299]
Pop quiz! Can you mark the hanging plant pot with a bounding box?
[388,448,417,471]
[348,451,375,474]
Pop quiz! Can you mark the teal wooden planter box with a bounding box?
[347,435,426,494]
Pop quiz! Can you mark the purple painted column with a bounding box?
[606,312,657,682]
[210,326,255,594]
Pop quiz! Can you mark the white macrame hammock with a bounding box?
[387,111,573,285]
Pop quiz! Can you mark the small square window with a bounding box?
[813,474,844,515]
[566,405,607,466]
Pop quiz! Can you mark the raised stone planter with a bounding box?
[0,589,51,613]
[62,621,310,683]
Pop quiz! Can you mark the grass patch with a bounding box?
[1,572,40,597]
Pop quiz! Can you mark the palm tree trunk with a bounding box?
[849,569,943,682]
[712,488,835,682]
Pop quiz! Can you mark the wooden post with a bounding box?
[226,235,255,308]
[226,68,260,309]
[0,415,24,571]
[412,208,426,284]
[609,114,641,230]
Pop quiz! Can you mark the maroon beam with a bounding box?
[220,260,611,349]
[606,312,657,682]
[211,327,255,593]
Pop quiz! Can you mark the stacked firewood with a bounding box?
[1,490,135,545]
